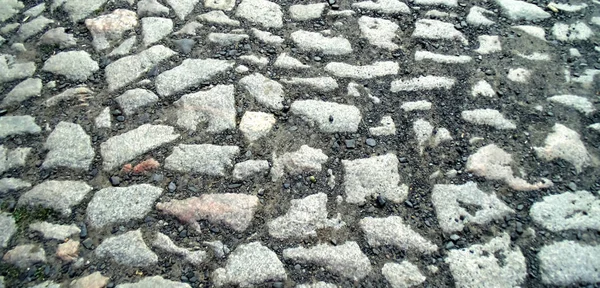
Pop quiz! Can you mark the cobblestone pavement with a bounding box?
[0,0,599,287]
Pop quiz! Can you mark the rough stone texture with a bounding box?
[166,0,199,20]
[165,144,240,176]
[471,80,495,97]
[152,232,207,266]
[42,122,94,170]
[291,30,352,55]
[95,230,158,267]
[29,221,81,240]
[70,272,109,288]
[239,73,284,109]
[2,78,42,107]
[496,0,550,20]
[251,28,284,45]
[239,111,276,142]
[56,240,79,262]
[18,180,92,216]
[208,33,249,45]
[512,25,546,41]
[466,144,553,191]
[85,9,138,51]
[108,36,137,57]
[547,95,595,115]
[360,216,437,253]
[269,193,343,239]
[44,86,93,107]
[198,10,240,26]
[212,242,287,287]
[205,0,236,10]
[174,21,203,36]
[539,241,600,285]
[325,61,398,79]
[86,184,163,228]
[412,19,468,45]
[282,77,338,92]
[357,16,399,50]
[232,160,269,180]
[552,22,593,41]
[54,0,109,22]
[507,68,531,83]
[382,262,427,288]
[116,89,159,116]
[17,16,54,40]
[173,85,235,132]
[530,190,600,231]
[391,76,455,91]
[290,100,360,133]
[156,193,259,232]
[401,100,432,111]
[271,145,328,181]
[105,45,177,91]
[0,0,24,22]
[289,3,326,21]
[342,154,408,204]
[138,0,170,17]
[369,115,396,136]
[141,17,173,47]
[0,178,31,193]
[40,27,77,48]
[415,51,472,63]
[447,233,526,288]
[2,244,46,268]
[95,107,111,128]
[156,59,234,97]
[432,181,514,233]
[0,115,40,138]
[283,242,372,280]
[0,54,36,83]
[116,276,191,288]
[42,51,99,81]
[100,124,180,171]
[534,124,593,173]
[273,53,309,69]
[235,0,283,28]
[296,282,337,288]
[0,145,31,175]
[461,109,516,129]
[239,55,268,68]
[466,6,495,26]
[352,0,410,14]
[0,212,16,248]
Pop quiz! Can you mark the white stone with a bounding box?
[282,77,339,92]
[155,58,234,97]
[0,178,30,193]
[549,2,587,12]
[342,154,408,204]
[414,0,456,6]
[516,52,550,61]
[369,116,396,136]
[173,85,235,132]
[271,145,328,181]
[474,35,501,54]
[471,80,495,97]
[358,16,399,50]
[239,111,276,142]
[2,77,42,107]
[18,180,93,216]
[360,216,437,253]
[290,100,360,133]
[274,53,310,69]
[95,107,111,129]
[232,160,269,180]
[251,28,284,45]
[391,75,455,92]
[552,22,593,41]
[85,9,138,51]
[466,6,495,26]
[530,191,600,232]
[17,16,54,40]
[539,241,600,285]
[461,109,516,130]
[382,262,426,288]
[116,89,159,116]
[137,0,170,17]
[105,45,177,91]
[173,21,203,36]
[152,232,207,266]
[205,0,235,10]
[289,3,326,21]
[507,68,531,83]
[239,73,284,109]
[165,0,199,20]
[116,276,191,288]
[95,230,158,267]
[415,51,472,63]
[42,122,95,170]
[495,0,550,21]
[42,51,99,81]
[239,55,268,68]
[352,0,410,14]
[547,95,595,115]
[325,61,398,79]
[534,124,593,173]
[235,0,283,29]
[291,30,352,55]
[512,25,546,41]
[425,9,458,19]
[0,212,16,248]
[197,10,240,26]
[412,19,468,45]
[29,222,80,240]
[401,100,432,111]
[0,115,40,138]
[165,144,239,176]
[0,0,24,22]
[0,54,35,83]
[142,17,173,47]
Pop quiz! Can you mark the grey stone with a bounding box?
[152,232,207,266]
[105,45,177,91]
[296,283,337,288]
[2,244,46,268]
[10,43,25,52]
[239,73,285,110]
[534,124,593,173]
[0,115,40,138]
[205,0,236,10]
[530,191,600,231]
[291,30,352,55]
[173,21,203,36]
[86,184,163,228]
[369,115,396,136]
[197,11,240,26]
[271,145,328,181]
[0,54,36,83]
[95,107,111,128]
[100,124,180,171]
[137,0,170,17]
[461,109,516,130]
[290,100,360,132]
[2,78,42,107]
[352,0,410,14]
[0,212,16,248]
[213,242,286,287]
[165,0,199,20]
[239,111,276,142]
[116,88,159,116]
[44,85,93,107]
[204,240,229,258]
[95,229,158,267]
[18,16,54,40]
[496,0,550,21]
[0,178,31,193]
[432,181,514,233]
[250,28,284,45]
[116,276,191,288]
[42,122,94,170]
[547,95,595,115]
[283,241,372,280]
[268,193,344,239]
[342,154,408,204]
[155,58,234,97]
[539,241,600,285]
[466,6,495,26]
[358,16,399,50]
[0,23,19,35]
[29,221,81,240]
[447,233,526,288]
[239,55,268,68]
[141,17,173,47]
[233,160,270,180]
[23,3,46,17]
[360,216,437,253]
[325,61,398,79]
[273,53,310,69]
[382,262,426,288]
[165,144,240,176]
[207,32,249,45]
[0,145,31,175]
[18,180,92,216]
[54,0,109,22]
[29,281,61,288]
[235,0,283,29]
[85,9,138,51]
[552,22,593,41]
[108,36,137,57]
[173,39,195,54]
[42,51,99,81]
[289,3,326,21]
[0,0,24,22]
[411,19,468,45]
[172,85,235,132]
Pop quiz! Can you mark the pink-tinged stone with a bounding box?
[70,271,110,288]
[2,244,46,268]
[85,9,138,51]
[56,240,79,262]
[156,193,259,232]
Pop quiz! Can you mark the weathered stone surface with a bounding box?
[44,86,93,107]
[42,51,98,81]
[166,0,199,20]
[0,212,16,248]
[0,116,39,138]
[447,233,526,287]
[552,22,593,41]
[283,242,372,280]
[289,3,326,21]
[141,17,173,47]
[116,276,191,288]
[358,16,399,50]
[156,193,259,232]
[205,0,236,10]
[467,144,553,191]
[271,145,328,181]
[461,109,516,130]
[530,191,600,231]
[173,21,203,36]
[547,95,595,115]
[413,119,452,153]
[2,78,42,107]
[539,241,600,285]
[369,115,396,136]
[251,28,284,45]
[360,216,437,253]
[382,262,426,288]
[173,85,235,132]
[115,89,159,116]
[507,68,531,83]
[96,230,158,267]
[273,53,309,69]
[233,160,269,180]
[412,19,468,45]
[282,77,338,92]
[108,36,137,57]
[0,145,31,175]
[42,122,94,170]
[291,30,352,55]
[325,61,398,79]
[18,16,54,40]
[152,232,207,266]
[155,58,234,97]
[165,144,239,176]
[56,240,79,262]
[18,180,92,216]
[296,282,337,288]
[29,221,81,240]
[208,32,249,45]
[269,193,343,239]
[432,181,514,233]
[0,0,24,22]
[54,0,109,22]
[213,242,286,287]
[466,6,495,26]
[85,9,138,51]
[0,55,36,83]
[70,272,109,288]
[471,80,495,97]
[0,178,31,193]
[106,45,176,91]
[198,10,240,26]
[86,184,163,228]
[342,154,408,204]
[239,55,268,68]
[474,35,501,54]
[239,111,276,142]
[235,0,283,29]
[100,124,180,171]
[239,73,284,109]
[290,100,360,133]
[2,244,46,268]
[512,25,546,41]
[496,0,550,20]
[137,0,170,17]
[415,51,472,63]
[534,124,593,173]
[352,0,410,14]
[391,76,455,92]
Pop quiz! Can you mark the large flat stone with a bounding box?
[173,85,235,132]
[54,0,109,22]
[0,212,16,248]
[342,154,408,204]
[164,144,239,176]
[95,230,158,267]
[105,45,176,91]
[0,145,31,175]
[360,216,437,253]
[18,180,92,216]
[325,61,398,79]
[0,178,31,193]
[382,262,426,288]
[358,16,399,50]
[291,30,352,55]
[42,51,98,81]
[115,89,159,116]
[2,78,42,107]
[0,55,36,83]
[235,0,283,28]
[85,9,137,51]
[42,122,94,170]
[0,0,24,22]
[530,190,600,231]
[239,73,285,110]
[534,124,593,173]
[539,241,600,285]
[271,145,328,181]
[213,242,286,287]
[0,115,40,138]
[155,58,234,97]
[165,0,199,20]
[496,0,550,20]
[290,100,361,133]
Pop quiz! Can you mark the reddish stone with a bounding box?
[56,240,79,262]
[122,163,133,173]
[133,158,160,174]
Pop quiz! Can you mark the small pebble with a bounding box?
[345,139,356,149]
[109,176,121,186]
[365,138,376,147]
